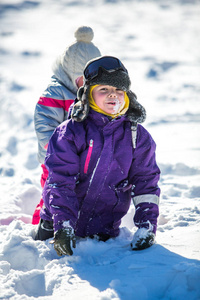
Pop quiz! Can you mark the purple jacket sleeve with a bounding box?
[129,125,161,233]
[43,121,80,232]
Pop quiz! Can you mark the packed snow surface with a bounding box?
[0,0,200,299]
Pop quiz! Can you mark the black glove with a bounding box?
[131,228,155,251]
[50,227,76,256]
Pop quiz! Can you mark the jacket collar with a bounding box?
[87,109,128,128]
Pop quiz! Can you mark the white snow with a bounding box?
[0,0,200,299]
[111,99,121,114]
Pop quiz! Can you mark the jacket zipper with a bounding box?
[84,139,94,174]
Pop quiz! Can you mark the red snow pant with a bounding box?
[32,164,49,225]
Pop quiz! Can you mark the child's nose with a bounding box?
[109,90,117,97]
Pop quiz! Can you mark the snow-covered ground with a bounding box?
[0,0,200,299]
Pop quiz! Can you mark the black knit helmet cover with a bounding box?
[71,59,146,123]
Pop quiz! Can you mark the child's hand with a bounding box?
[50,227,76,256]
[131,228,155,251]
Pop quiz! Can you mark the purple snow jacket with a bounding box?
[41,109,160,238]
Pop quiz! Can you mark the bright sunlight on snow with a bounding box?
[0,0,200,299]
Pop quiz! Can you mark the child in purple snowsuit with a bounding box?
[35,56,160,256]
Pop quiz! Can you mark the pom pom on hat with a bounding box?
[74,26,94,43]
[61,26,101,88]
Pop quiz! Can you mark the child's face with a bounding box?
[92,85,125,115]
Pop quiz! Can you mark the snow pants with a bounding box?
[32,164,49,225]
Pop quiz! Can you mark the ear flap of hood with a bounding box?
[71,85,90,122]
[71,86,146,124]
[126,90,146,123]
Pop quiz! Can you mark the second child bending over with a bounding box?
[32,26,101,224]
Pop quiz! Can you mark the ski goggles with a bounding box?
[84,56,128,82]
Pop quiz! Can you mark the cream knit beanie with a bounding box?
[61,26,101,87]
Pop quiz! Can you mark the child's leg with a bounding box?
[34,219,54,241]
[32,164,49,225]
[31,200,44,225]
